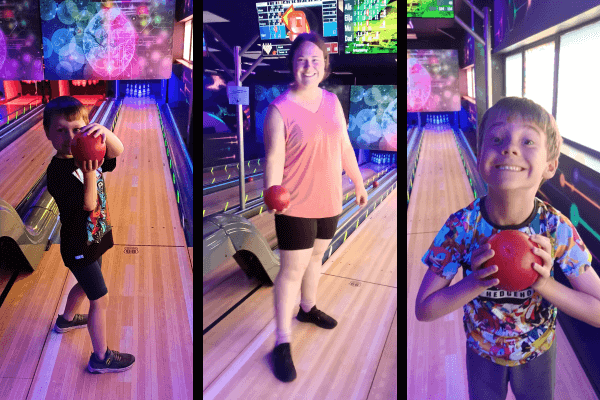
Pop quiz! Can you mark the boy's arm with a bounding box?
[105,130,124,159]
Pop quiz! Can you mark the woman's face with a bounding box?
[293,41,325,91]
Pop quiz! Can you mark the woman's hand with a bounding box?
[355,185,368,208]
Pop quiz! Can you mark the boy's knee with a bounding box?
[90,293,109,308]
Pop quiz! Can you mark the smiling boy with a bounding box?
[476,97,561,226]
[417,97,600,399]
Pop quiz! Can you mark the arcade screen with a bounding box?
[407,0,454,18]
[348,85,397,151]
[343,0,397,55]
[41,1,175,80]
[407,49,460,112]
[255,0,339,57]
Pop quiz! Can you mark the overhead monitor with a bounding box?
[343,0,397,55]
[255,0,340,57]
[407,0,454,19]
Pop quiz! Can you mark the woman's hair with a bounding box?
[286,32,331,87]
[477,97,563,189]
[43,96,89,136]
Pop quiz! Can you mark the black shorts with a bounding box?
[275,214,341,251]
[69,256,108,301]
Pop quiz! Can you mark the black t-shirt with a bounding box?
[46,154,117,270]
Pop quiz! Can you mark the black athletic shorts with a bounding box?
[275,214,341,251]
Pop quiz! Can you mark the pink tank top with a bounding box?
[270,88,345,218]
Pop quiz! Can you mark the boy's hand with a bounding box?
[466,243,500,290]
[78,123,108,145]
[530,234,554,291]
[76,158,104,174]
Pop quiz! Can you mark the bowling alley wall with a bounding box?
[408,0,600,390]
[203,72,397,169]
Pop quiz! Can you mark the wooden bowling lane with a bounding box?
[407,128,598,399]
[203,187,397,398]
[0,96,193,399]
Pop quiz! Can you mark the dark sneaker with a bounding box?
[273,343,297,382]
[87,347,135,374]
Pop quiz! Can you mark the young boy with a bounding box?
[45,96,135,373]
[416,97,597,399]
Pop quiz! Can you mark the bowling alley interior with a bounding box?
[408,1,600,399]
[0,2,193,399]
[203,1,397,398]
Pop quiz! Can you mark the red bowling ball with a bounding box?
[373,181,379,188]
[248,176,253,182]
[483,230,543,291]
[70,132,106,163]
[264,185,290,212]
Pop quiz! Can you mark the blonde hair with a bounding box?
[477,97,562,190]
[43,96,89,137]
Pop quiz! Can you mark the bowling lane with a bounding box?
[105,96,188,245]
[407,126,479,397]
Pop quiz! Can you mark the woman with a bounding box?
[263,32,368,382]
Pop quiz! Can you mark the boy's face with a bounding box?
[477,114,557,192]
[46,115,86,159]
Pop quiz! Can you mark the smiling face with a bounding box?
[292,41,325,92]
[46,115,86,159]
[477,114,558,193]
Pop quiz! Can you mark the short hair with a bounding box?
[477,97,563,190]
[43,96,89,136]
[286,32,331,87]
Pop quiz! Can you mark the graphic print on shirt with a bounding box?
[84,170,112,245]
